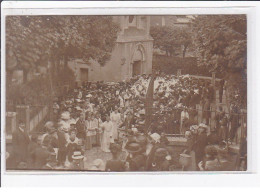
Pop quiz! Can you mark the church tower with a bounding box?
[100,15,154,81]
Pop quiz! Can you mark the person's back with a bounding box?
[12,125,30,165]
[194,132,208,165]
[105,159,125,172]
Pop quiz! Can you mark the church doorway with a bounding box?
[80,68,89,82]
[132,60,142,76]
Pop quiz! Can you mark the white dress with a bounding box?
[100,121,113,153]
[180,111,189,134]
[110,112,121,140]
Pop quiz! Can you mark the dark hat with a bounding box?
[110,143,121,154]
[124,141,142,153]
[154,148,168,160]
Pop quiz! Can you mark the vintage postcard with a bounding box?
[2,5,248,173]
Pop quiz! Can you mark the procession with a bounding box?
[6,72,247,171]
[5,15,247,172]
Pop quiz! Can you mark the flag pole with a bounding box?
[145,71,156,133]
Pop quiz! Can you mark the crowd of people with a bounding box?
[7,73,247,171]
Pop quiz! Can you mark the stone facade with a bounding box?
[68,16,153,83]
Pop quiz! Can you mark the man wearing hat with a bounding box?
[12,120,30,166]
[76,112,86,140]
[69,151,85,170]
[105,143,125,171]
[125,141,146,171]
[198,145,221,171]
[145,133,164,171]
[193,124,209,169]
[67,128,81,162]
[150,148,171,171]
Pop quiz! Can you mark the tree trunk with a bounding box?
[183,45,188,58]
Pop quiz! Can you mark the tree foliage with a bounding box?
[6,16,120,82]
[191,15,246,73]
[191,15,247,108]
[150,25,192,57]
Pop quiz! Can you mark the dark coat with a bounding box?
[145,143,163,171]
[67,139,81,162]
[57,130,68,164]
[193,133,208,164]
[126,154,146,171]
[12,128,30,165]
[105,159,125,172]
[76,119,86,139]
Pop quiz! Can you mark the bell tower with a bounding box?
[97,16,153,81]
[116,16,154,80]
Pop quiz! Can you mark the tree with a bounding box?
[6,16,120,107]
[150,25,192,57]
[6,16,120,83]
[191,15,247,108]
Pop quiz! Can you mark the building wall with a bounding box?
[68,16,153,83]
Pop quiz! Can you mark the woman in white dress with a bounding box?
[110,108,121,141]
[100,115,114,153]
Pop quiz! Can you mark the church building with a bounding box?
[68,16,153,83]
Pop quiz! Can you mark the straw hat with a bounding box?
[150,133,161,143]
[72,151,84,160]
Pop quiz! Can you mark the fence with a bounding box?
[29,106,48,132]
[6,105,49,143]
[148,104,247,144]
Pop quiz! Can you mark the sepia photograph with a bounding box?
[4,14,247,172]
